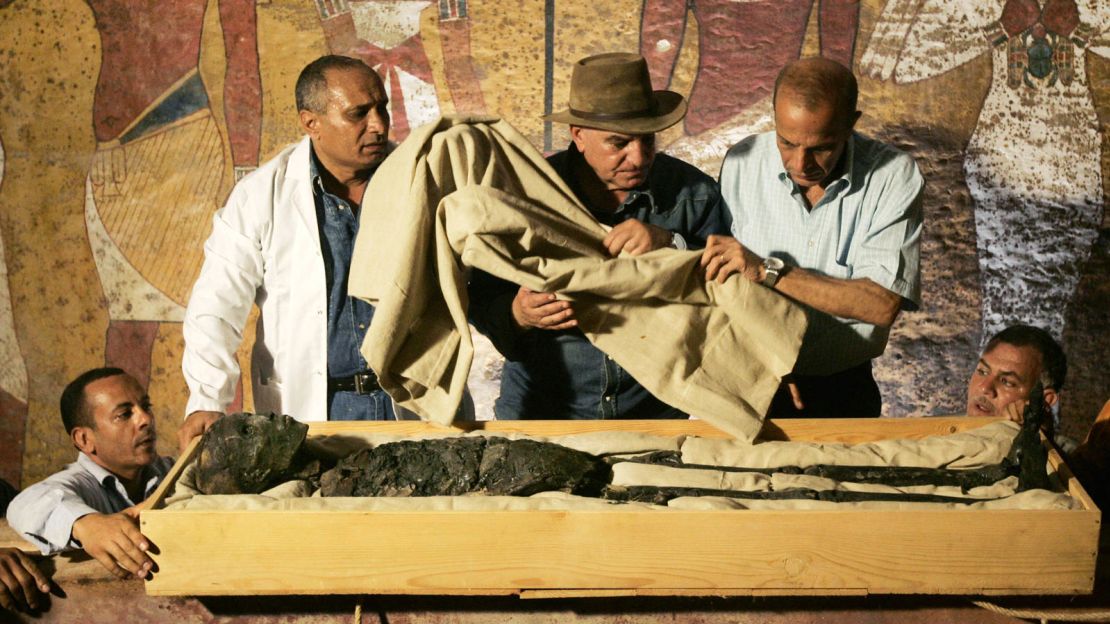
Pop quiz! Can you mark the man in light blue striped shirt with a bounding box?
[7,368,173,580]
[702,58,924,418]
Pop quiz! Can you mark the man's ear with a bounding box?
[1043,387,1059,410]
[72,426,95,455]
[299,109,318,136]
[569,126,586,152]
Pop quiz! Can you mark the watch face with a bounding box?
[761,257,784,287]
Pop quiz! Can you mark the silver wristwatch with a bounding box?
[761,257,785,288]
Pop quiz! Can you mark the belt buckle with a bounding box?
[354,372,367,395]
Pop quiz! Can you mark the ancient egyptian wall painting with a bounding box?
[862,0,1107,356]
[0,0,1105,487]
[86,0,262,400]
[314,0,489,139]
[641,0,860,172]
[0,138,30,489]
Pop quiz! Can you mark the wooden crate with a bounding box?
[140,417,1100,597]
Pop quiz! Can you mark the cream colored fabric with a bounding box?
[666,489,1080,511]
[164,492,657,512]
[161,422,1079,512]
[765,474,1020,498]
[611,462,773,491]
[348,115,807,441]
[681,420,1021,469]
[303,430,685,460]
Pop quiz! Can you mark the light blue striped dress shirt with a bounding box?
[6,452,175,555]
[719,131,924,375]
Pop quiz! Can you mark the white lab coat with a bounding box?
[183,137,330,421]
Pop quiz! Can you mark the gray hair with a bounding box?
[295,55,375,113]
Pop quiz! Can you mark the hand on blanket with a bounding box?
[700,235,763,283]
[511,287,577,331]
[71,507,155,580]
[603,219,673,256]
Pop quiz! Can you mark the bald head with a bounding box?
[773,57,858,130]
[295,54,381,114]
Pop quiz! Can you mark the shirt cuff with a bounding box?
[854,265,920,311]
[184,393,227,419]
[40,503,98,555]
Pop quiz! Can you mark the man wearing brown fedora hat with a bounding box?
[470,52,730,420]
[702,57,924,419]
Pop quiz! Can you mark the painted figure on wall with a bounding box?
[315,0,487,140]
[432,0,488,115]
[84,0,262,391]
[0,137,30,487]
[861,0,1108,343]
[640,0,859,137]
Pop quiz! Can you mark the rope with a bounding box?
[353,597,362,624]
[972,599,1110,623]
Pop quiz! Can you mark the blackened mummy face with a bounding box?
[194,412,309,494]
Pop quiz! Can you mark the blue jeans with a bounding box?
[496,331,685,420]
[328,389,395,421]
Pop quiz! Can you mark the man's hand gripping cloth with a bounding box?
[348,116,807,441]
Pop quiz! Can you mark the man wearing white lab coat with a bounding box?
[179,55,393,448]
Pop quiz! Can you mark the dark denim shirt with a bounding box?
[470,144,729,420]
[309,148,376,379]
[546,146,730,247]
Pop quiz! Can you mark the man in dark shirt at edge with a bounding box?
[470,52,731,420]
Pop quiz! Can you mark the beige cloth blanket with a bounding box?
[349,115,806,440]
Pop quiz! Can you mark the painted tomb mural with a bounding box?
[861,0,1107,344]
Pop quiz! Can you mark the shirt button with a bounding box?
[604,396,614,402]
[358,324,366,329]
[808,240,815,248]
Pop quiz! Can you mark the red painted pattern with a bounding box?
[87,0,262,167]
[641,0,858,136]
[1000,0,1079,37]
[350,35,436,140]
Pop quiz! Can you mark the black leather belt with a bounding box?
[328,371,380,395]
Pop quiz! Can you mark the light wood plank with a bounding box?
[144,434,202,511]
[1046,440,1099,512]
[142,506,1097,596]
[519,588,871,598]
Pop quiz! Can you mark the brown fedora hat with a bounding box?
[545,52,687,134]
